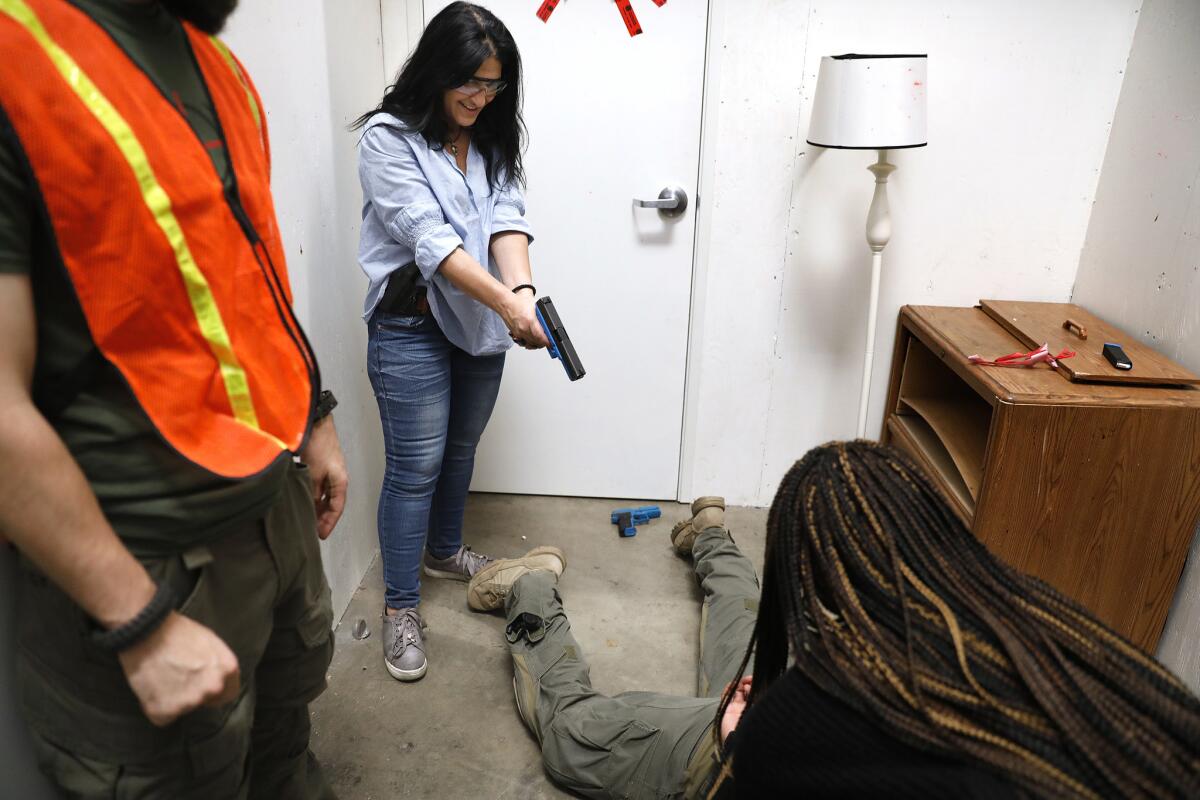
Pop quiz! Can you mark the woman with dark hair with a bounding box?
[355,2,549,682]
[467,441,1200,799]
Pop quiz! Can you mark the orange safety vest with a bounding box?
[0,0,315,479]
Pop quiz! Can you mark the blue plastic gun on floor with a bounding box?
[535,297,585,381]
[611,505,661,538]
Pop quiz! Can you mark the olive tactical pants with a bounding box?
[14,463,336,799]
[506,527,759,800]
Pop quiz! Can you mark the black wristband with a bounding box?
[512,284,536,296]
[315,389,338,420]
[90,580,176,653]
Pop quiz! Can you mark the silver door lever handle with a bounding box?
[633,186,688,218]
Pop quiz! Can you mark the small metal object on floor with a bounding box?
[351,618,370,640]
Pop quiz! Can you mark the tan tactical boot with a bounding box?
[670,496,726,556]
[466,546,567,611]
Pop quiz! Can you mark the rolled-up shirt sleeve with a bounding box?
[358,126,463,279]
[491,178,534,243]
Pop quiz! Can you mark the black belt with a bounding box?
[378,262,428,315]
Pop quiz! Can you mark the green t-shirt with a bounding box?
[0,0,291,556]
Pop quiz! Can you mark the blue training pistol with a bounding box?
[611,505,661,538]
[535,296,585,381]
[610,506,662,525]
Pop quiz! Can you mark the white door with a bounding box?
[421,0,707,499]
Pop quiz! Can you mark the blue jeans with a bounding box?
[367,310,505,610]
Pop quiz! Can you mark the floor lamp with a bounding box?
[806,54,928,438]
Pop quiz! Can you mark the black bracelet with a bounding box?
[315,389,338,420]
[91,580,177,653]
[512,284,536,296]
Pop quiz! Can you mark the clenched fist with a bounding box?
[117,612,240,727]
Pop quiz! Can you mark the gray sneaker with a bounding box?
[382,607,427,682]
[423,544,492,581]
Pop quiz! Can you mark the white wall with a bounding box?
[1070,0,1200,692]
[682,0,1143,506]
[224,1,388,618]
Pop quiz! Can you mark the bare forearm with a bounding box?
[0,402,155,628]
[433,243,547,347]
[490,231,533,289]
[436,246,518,318]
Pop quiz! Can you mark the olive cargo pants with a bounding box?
[14,463,336,799]
[505,527,759,800]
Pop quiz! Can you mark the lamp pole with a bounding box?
[857,148,895,438]
[804,53,926,437]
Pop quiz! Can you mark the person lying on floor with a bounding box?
[465,441,1200,800]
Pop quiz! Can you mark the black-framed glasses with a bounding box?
[453,77,507,97]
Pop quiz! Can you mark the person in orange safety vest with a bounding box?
[0,1,347,796]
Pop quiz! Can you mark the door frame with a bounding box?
[676,0,722,502]
[380,0,427,80]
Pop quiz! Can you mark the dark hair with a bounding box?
[353,2,525,191]
[717,440,1200,798]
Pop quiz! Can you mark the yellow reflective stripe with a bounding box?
[208,36,264,150]
[1,0,275,442]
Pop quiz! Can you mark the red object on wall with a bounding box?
[539,1,665,35]
[614,0,642,36]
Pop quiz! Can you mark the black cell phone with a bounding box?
[1102,343,1133,371]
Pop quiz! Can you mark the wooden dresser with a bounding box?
[881,302,1200,651]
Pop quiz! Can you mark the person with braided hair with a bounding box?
[467,441,1200,799]
[724,441,1200,799]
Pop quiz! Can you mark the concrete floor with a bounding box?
[310,493,768,800]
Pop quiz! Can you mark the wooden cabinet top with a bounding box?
[902,305,1200,408]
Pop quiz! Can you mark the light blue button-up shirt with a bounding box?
[356,114,534,356]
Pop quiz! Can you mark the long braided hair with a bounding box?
[718,441,1200,799]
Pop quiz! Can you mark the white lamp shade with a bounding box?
[807,54,927,149]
